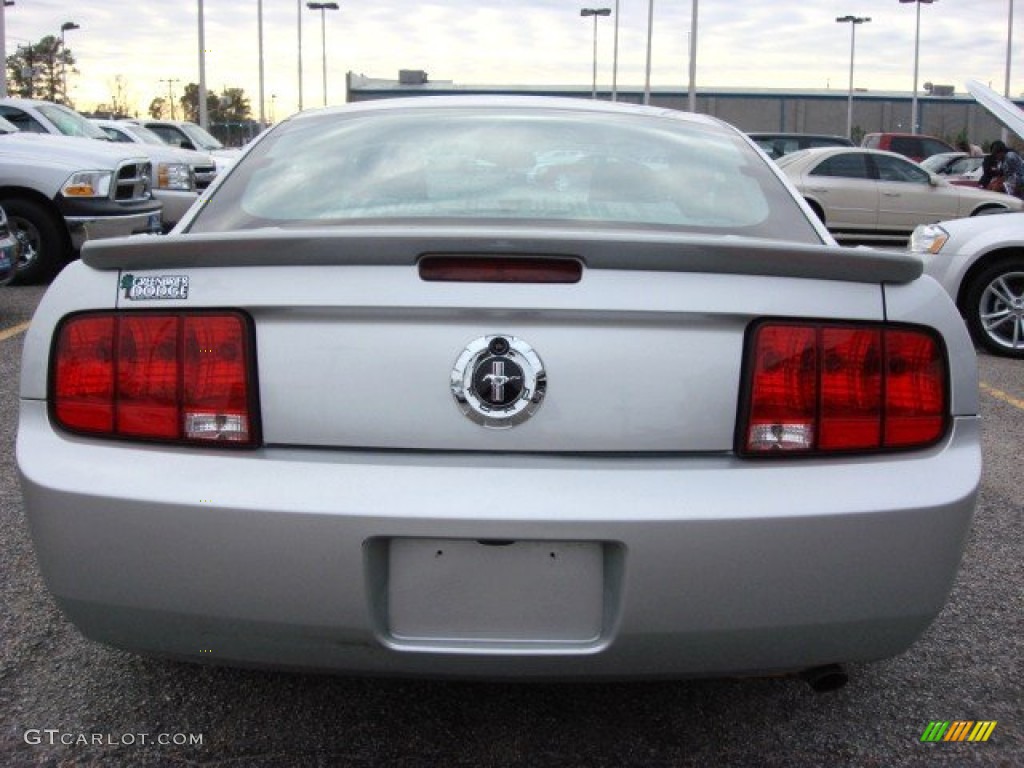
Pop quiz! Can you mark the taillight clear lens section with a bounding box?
[52,311,259,447]
[740,321,947,456]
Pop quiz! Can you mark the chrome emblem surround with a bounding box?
[451,335,546,429]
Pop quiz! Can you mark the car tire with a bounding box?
[805,200,825,224]
[962,258,1024,358]
[970,205,1012,217]
[1,198,69,285]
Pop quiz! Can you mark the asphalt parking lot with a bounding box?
[0,283,1020,768]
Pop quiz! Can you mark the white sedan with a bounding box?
[911,212,1024,358]
[777,147,1021,244]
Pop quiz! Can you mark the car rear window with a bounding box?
[889,137,922,157]
[189,107,823,243]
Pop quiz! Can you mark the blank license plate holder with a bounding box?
[385,538,605,646]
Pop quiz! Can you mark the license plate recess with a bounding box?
[385,538,605,646]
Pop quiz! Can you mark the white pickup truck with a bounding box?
[0,116,162,283]
[0,98,214,235]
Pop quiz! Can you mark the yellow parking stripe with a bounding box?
[0,321,30,342]
[980,382,1024,411]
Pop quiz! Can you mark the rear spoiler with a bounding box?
[82,226,923,285]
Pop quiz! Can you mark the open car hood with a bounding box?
[966,79,1024,140]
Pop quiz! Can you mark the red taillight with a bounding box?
[52,311,259,447]
[740,321,947,455]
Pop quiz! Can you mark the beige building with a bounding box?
[347,72,1020,148]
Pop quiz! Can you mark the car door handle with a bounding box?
[882,191,901,197]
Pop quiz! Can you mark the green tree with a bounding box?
[178,83,251,124]
[148,96,168,120]
[5,36,77,105]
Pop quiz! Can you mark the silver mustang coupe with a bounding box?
[18,97,980,688]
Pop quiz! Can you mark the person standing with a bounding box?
[987,140,1024,199]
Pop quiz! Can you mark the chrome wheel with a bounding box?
[974,268,1024,357]
[0,198,66,284]
[10,216,41,272]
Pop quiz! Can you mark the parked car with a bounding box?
[130,118,242,172]
[920,152,984,187]
[0,115,161,284]
[777,146,1021,244]
[0,204,22,285]
[861,132,955,162]
[908,81,1024,359]
[90,119,219,191]
[19,96,981,687]
[0,99,201,232]
[747,132,853,160]
[910,213,1024,358]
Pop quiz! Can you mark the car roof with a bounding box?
[748,132,850,140]
[776,145,920,170]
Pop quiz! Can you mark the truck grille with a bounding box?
[192,164,218,190]
[114,161,153,202]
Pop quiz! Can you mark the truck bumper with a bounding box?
[67,209,163,250]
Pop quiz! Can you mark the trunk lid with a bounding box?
[89,229,912,453]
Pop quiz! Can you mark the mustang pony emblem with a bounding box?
[451,335,546,428]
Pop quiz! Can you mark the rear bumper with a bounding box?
[17,401,981,679]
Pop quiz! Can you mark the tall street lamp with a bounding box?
[198,0,208,130]
[257,0,265,126]
[688,0,698,112]
[580,8,610,100]
[0,1,13,98]
[611,1,620,101]
[297,0,303,111]
[643,0,654,105]
[59,21,79,103]
[307,2,339,107]
[899,0,935,133]
[1004,0,1015,141]
[836,15,870,140]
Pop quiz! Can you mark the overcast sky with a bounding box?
[3,0,1019,121]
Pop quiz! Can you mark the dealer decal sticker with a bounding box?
[121,274,189,301]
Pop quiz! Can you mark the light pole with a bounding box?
[611,1,619,101]
[688,0,698,112]
[836,15,870,141]
[297,0,303,111]
[59,21,79,104]
[198,0,209,130]
[580,8,610,100]
[0,1,13,98]
[1004,0,1015,142]
[643,0,654,105]
[257,0,265,126]
[899,0,934,133]
[307,2,338,107]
